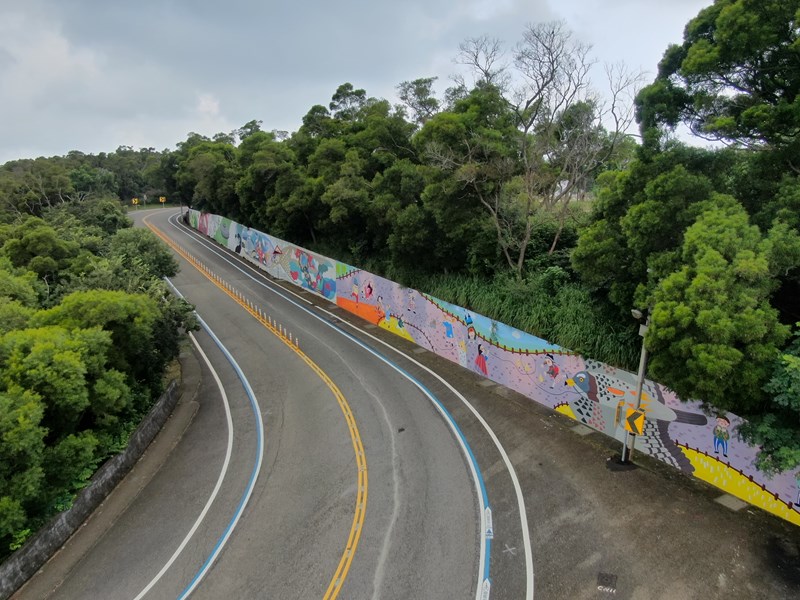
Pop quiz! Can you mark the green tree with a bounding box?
[329,83,368,121]
[571,145,740,316]
[0,261,40,307]
[397,77,441,127]
[415,84,519,276]
[452,23,641,269]
[236,132,296,227]
[106,228,178,280]
[637,0,800,153]
[1,326,109,437]
[646,196,789,416]
[68,165,117,200]
[0,387,45,542]
[737,324,800,474]
[370,160,435,275]
[2,219,80,280]
[175,141,241,216]
[31,290,160,391]
[235,119,263,141]
[48,197,132,236]
[0,158,74,215]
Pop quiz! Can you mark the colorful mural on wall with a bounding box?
[190,211,336,301]
[188,209,800,526]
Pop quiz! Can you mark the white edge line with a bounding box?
[167,214,535,599]
[175,312,265,599]
[132,331,234,600]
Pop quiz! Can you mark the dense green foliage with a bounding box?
[2,4,799,474]
[599,0,800,468]
[0,198,195,557]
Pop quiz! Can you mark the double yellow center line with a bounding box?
[144,216,367,599]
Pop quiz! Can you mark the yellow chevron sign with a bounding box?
[625,409,645,435]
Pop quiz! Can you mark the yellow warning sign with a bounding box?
[624,409,645,435]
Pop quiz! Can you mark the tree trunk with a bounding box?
[515,217,534,279]
[305,213,317,245]
[548,211,567,255]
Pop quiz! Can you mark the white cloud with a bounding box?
[0,9,100,106]
[195,93,221,119]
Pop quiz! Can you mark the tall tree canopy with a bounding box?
[637,0,800,154]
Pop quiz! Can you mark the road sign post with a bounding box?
[621,316,649,463]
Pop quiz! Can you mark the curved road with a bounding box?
[17,208,800,600]
[18,208,530,599]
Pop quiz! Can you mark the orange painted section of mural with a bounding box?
[336,296,384,325]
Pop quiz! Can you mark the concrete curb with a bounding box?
[0,346,202,600]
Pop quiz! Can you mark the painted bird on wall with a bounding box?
[565,360,706,472]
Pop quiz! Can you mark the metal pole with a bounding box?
[621,317,649,463]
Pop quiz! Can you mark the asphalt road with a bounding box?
[18,208,519,599]
[15,207,800,600]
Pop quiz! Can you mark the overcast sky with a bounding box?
[0,0,712,163]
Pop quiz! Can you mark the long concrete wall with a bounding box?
[0,380,180,600]
[189,209,800,526]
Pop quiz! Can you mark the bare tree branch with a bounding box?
[456,35,510,90]
[445,21,642,276]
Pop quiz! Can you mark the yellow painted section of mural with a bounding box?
[555,403,578,420]
[678,444,800,526]
[379,316,416,342]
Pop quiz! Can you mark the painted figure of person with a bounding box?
[257,238,267,264]
[713,416,731,458]
[457,340,468,368]
[442,321,454,338]
[407,289,416,313]
[543,353,559,388]
[351,279,360,303]
[475,343,489,376]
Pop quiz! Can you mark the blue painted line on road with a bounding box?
[165,278,266,600]
[165,222,493,585]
